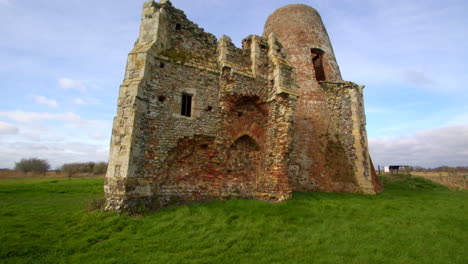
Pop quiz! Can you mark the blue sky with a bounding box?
[0,0,467,169]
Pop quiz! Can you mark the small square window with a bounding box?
[181,94,192,117]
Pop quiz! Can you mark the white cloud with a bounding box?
[58,78,87,92]
[0,110,110,133]
[73,97,102,105]
[34,95,59,108]
[330,0,468,93]
[0,121,19,135]
[73,98,85,104]
[89,133,106,140]
[0,141,109,169]
[448,113,468,126]
[369,125,468,168]
[0,111,111,168]
[0,110,80,123]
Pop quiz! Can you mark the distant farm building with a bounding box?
[384,165,410,174]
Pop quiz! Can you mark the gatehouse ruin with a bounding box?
[105,0,382,211]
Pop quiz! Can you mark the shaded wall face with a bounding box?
[151,95,270,202]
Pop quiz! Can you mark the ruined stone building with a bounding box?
[105,0,382,211]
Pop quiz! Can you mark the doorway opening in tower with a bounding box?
[311,48,326,81]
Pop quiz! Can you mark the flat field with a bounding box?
[0,175,467,263]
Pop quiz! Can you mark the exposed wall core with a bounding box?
[104,0,380,212]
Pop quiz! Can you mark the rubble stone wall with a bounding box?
[105,0,379,212]
[105,0,299,211]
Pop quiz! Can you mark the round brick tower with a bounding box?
[264,5,348,192]
[264,4,342,82]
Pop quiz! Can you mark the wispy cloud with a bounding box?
[330,0,468,93]
[72,97,101,105]
[0,121,18,135]
[58,78,88,92]
[369,125,468,167]
[0,110,80,123]
[0,109,111,168]
[0,141,109,169]
[404,70,434,85]
[73,98,85,105]
[0,110,109,131]
[89,133,106,140]
[33,95,59,108]
[447,112,468,126]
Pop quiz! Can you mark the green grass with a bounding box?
[0,175,467,263]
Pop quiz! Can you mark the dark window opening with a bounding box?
[206,106,213,112]
[181,94,192,117]
[160,62,165,68]
[201,144,208,149]
[158,96,167,103]
[237,112,243,117]
[175,23,181,30]
[311,48,326,81]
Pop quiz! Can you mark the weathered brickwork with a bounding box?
[263,4,381,194]
[105,0,380,212]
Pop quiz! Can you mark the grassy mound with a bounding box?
[379,173,450,191]
[0,176,466,263]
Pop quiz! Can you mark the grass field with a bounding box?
[1,175,467,263]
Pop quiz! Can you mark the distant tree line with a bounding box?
[411,166,468,173]
[61,161,107,176]
[12,158,107,175]
[14,158,51,174]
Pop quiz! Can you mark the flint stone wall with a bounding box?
[105,0,380,212]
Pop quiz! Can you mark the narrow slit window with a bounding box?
[311,48,326,81]
[181,94,192,117]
